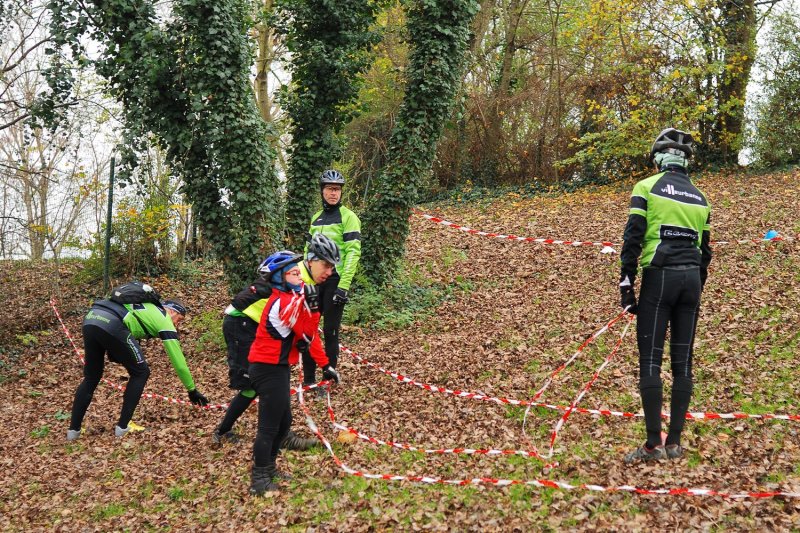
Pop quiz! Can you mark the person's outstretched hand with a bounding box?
[322,365,341,385]
[188,389,209,406]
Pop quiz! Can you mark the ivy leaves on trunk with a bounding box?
[50,0,282,291]
[362,0,479,285]
[276,0,379,248]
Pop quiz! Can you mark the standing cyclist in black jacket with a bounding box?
[618,128,712,464]
[302,169,361,388]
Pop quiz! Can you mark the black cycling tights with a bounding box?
[70,322,151,432]
[303,272,343,384]
[250,363,291,468]
[636,266,701,448]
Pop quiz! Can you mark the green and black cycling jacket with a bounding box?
[120,302,195,391]
[306,205,362,291]
[620,166,712,284]
[224,278,272,324]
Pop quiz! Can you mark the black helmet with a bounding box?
[650,128,694,161]
[307,233,340,264]
[162,299,187,316]
[320,169,345,187]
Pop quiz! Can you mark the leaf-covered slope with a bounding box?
[1,169,799,531]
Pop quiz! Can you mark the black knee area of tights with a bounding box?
[639,375,662,391]
[672,376,693,394]
[129,364,151,380]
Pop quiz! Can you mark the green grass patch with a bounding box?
[192,310,225,355]
[345,271,454,331]
[93,502,127,520]
[31,425,50,438]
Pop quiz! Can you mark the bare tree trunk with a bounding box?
[469,0,495,55]
[546,0,563,182]
[254,0,276,123]
[483,0,525,182]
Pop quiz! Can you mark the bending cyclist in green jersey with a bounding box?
[68,294,208,440]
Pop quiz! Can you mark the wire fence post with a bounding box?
[103,156,115,294]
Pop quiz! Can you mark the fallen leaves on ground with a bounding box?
[1,169,800,531]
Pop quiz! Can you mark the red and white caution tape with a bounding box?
[712,236,794,245]
[338,308,633,411]
[343,336,800,423]
[300,401,800,499]
[320,392,556,466]
[52,298,800,424]
[527,310,629,404]
[412,209,617,248]
[302,329,800,499]
[412,208,795,249]
[326,312,632,466]
[542,315,633,458]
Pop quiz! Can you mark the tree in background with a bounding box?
[276,0,379,247]
[339,2,408,207]
[409,0,786,187]
[50,0,283,290]
[0,0,110,262]
[694,0,758,166]
[748,9,800,168]
[362,0,479,285]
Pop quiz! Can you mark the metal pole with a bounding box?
[103,156,115,293]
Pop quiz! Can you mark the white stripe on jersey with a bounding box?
[267,299,292,338]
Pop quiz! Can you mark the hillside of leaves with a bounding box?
[1,168,799,531]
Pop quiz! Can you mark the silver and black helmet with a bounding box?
[320,169,345,187]
[650,128,694,161]
[307,233,340,264]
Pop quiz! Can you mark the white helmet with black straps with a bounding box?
[650,128,694,162]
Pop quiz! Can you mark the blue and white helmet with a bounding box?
[258,250,303,277]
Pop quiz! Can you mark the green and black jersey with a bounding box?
[306,205,361,290]
[225,278,272,324]
[92,301,196,391]
[620,166,712,283]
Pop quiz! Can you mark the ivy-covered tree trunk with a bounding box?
[362,0,479,286]
[174,0,283,290]
[704,0,757,166]
[277,0,378,248]
[51,0,283,291]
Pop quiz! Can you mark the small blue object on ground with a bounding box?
[764,229,779,240]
